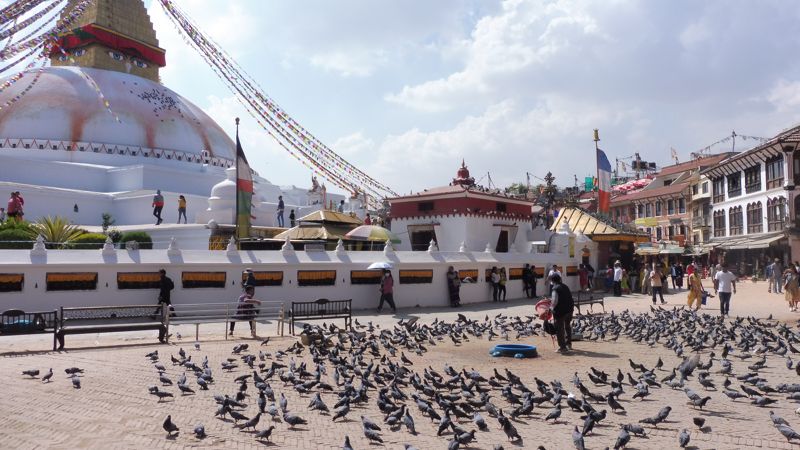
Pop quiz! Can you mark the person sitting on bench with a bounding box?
[230,286,262,338]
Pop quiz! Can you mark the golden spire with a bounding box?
[51,0,165,82]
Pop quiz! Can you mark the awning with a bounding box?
[635,247,660,255]
[710,232,786,250]
[550,207,650,243]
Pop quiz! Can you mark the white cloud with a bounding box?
[331,132,375,156]
[309,50,388,77]
[766,79,800,113]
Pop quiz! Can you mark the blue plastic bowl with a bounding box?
[489,344,538,358]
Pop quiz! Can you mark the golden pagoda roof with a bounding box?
[550,207,650,242]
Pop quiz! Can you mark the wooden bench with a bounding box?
[169,301,285,340]
[56,305,167,350]
[289,298,351,335]
[1,309,58,351]
[574,291,605,314]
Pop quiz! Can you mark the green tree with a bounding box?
[504,182,530,196]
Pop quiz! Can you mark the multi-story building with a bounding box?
[610,154,731,245]
[701,126,800,274]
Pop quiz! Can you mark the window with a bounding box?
[655,201,662,216]
[645,203,652,217]
[692,184,698,195]
[713,210,726,237]
[663,179,672,186]
[656,227,662,240]
[418,201,434,212]
[747,202,763,234]
[727,172,742,198]
[702,182,708,194]
[766,155,784,189]
[729,206,743,236]
[795,153,800,185]
[667,226,673,238]
[745,165,761,193]
[637,204,644,218]
[678,198,686,214]
[712,178,725,202]
[667,200,675,215]
[768,197,787,231]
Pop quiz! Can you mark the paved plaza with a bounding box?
[2,280,800,449]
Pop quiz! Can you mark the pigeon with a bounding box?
[283,412,307,428]
[255,426,275,442]
[362,415,382,431]
[770,411,790,427]
[572,425,585,450]
[777,424,800,442]
[163,415,179,436]
[473,412,488,431]
[71,375,81,389]
[22,369,39,378]
[333,403,351,422]
[41,368,53,383]
[545,405,562,422]
[177,383,194,395]
[693,417,706,430]
[343,435,354,450]
[364,427,383,444]
[237,413,261,431]
[403,410,416,434]
[679,429,690,448]
[193,424,206,439]
[614,428,630,449]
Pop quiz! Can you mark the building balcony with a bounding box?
[691,215,710,228]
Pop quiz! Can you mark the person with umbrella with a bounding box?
[377,269,397,314]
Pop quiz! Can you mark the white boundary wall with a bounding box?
[0,246,582,312]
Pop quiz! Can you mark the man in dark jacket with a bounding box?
[550,274,574,353]
[156,269,174,342]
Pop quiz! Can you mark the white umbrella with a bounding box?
[367,262,393,270]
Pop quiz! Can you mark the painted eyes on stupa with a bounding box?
[108,51,125,61]
[132,59,148,69]
[73,49,86,57]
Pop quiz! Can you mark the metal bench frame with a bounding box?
[289,298,351,335]
[574,291,605,314]
[57,305,167,350]
[0,309,58,351]
[167,301,285,340]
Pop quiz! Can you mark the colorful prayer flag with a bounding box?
[236,135,253,241]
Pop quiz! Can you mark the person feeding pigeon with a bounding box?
[549,274,574,354]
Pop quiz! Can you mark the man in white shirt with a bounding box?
[714,263,737,317]
[612,262,623,297]
[547,264,561,294]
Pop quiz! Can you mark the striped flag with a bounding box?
[235,134,253,241]
[596,149,612,213]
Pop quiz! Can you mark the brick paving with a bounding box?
[2,281,800,449]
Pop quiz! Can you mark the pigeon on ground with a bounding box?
[614,428,630,449]
[237,413,261,431]
[364,427,383,443]
[777,424,800,442]
[679,429,690,448]
[693,417,705,430]
[572,425,585,450]
[71,375,81,389]
[193,424,206,439]
[283,412,307,428]
[255,426,275,441]
[41,368,53,383]
[22,369,39,378]
[163,415,179,436]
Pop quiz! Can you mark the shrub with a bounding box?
[0,229,34,249]
[69,233,109,250]
[119,231,153,249]
[29,216,85,249]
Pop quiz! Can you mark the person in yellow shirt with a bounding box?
[687,269,704,311]
[177,195,187,224]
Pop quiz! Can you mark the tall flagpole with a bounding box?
[235,117,240,249]
[594,129,600,211]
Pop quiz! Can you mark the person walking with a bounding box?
[498,268,508,302]
[152,190,164,225]
[687,267,704,311]
[530,264,538,297]
[670,263,678,290]
[578,264,588,291]
[377,269,397,313]
[446,266,461,307]
[522,264,534,298]
[156,269,174,341]
[771,258,783,294]
[585,262,595,290]
[547,264,561,295]
[243,268,257,290]
[650,263,666,305]
[549,274,574,354]
[641,264,651,295]
[364,213,372,225]
[337,200,345,213]
[612,262,623,297]
[490,267,500,302]
[289,209,296,227]
[714,264,736,316]
[276,195,285,227]
[229,286,262,338]
[785,266,800,312]
[177,195,187,224]
[6,192,22,223]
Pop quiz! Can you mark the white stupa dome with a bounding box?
[0,66,235,164]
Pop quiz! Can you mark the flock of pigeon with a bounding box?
[18,306,800,449]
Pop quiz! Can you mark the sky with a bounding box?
[101,1,800,193]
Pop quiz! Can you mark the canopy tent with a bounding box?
[709,232,786,250]
[297,210,363,225]
[345,225,401,244]
[274,223,357,241]
[550,207,650,243]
